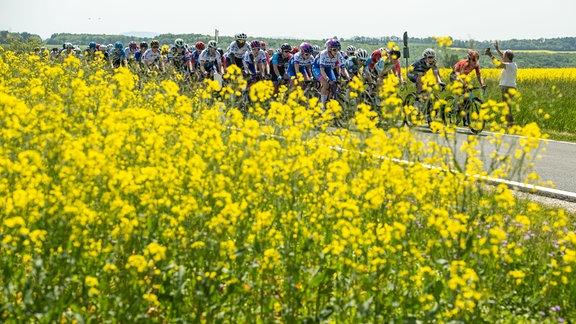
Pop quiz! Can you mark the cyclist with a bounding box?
[99,45,109,60]
[134,41,148,63]
[270,43,293,90]
[142,40,164,72]
[312,38,342,111]
[191,41,205,72]
[377,49,404,84]
[50,47,60,60]
[243,40,270,80]
[346,48,368,79]
[227,33,249,68]
[109,41,127,68]
[260,41,271,62]
[198,40,225,79]
[344,45,356,60]
[125,41,138,60]
[407,48,445,94]
[287,42,315,82]
[450,49,486,89]
[312,44,321,58]
[168,38,193,75]
[84,41,98,62]
[364,49,382,84]
[60,43,75,58]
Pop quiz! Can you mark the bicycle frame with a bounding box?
[442,87,486,134]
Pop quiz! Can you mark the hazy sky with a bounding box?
[2,0,575,42]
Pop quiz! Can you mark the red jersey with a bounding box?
[452,59,480,75]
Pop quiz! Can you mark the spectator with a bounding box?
[486,41,517,127]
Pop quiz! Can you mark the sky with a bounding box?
[1,0,575,43]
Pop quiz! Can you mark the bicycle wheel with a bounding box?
[467,98,485,134]
[441,96,459,127]
[402,92,418,127]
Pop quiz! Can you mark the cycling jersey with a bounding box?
[169,49,192,71]
[228,40,249,59]
[243,49,268,76]
[346,56,363,76]
[287,51,314,78]
[410,57,438,74]
[452,59,480,76]
[142,49,162,65]
[199,48,222,72]
[124,47,137,59]
[110,49,126,68]
[312,50,339,82]
[377,58,401,76]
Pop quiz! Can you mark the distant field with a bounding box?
[448,47,576,54]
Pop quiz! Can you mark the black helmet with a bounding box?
[280,43,292,51]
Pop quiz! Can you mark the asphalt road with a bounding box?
[412,127,576,194]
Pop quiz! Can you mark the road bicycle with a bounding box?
[324,78,354,128]
[441,86,486,134]
[402,84,446,127]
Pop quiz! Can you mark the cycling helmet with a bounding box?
[300,42,313,54]
[280,43,292,51]
[89,41,96,49]
[66,42,74,49]
[356,48,368,60]
[346,45,356,53]
[100,45,107,51]
[140,41,148,49]
[150,40,160,47]
[467,49,480,60]
[422,48,436,58]
[174,38,184,48]
[250,40,261,49]
[195,41,205,50]
[217,48,224,56]
[389,50,401,59]
[371,49,382,61]
[292,46,299,54]
[129,41,137,49]
[207,40,218,49]
[235,33,248,41]
[107,44,113,50]
[114,42,123,50]
[326,39,341,50]
[260,41,266,49]
[312,44,320,54]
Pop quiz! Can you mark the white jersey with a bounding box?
[125,47,137,59]
[228,41,249,59]
[142,49,162,65]
[317,49,339,68]
[292,51,314,67]
[243,49,267,64]
[199,49,222,63]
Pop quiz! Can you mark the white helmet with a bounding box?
[422,48,436,58]
[356,48,368,60]
[346,45,356,53]
[234,33,247,41]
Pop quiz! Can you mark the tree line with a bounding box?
[2,31,576,68]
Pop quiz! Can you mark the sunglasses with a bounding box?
[426,56,435,59]
[152,46,159,49]
[283,50,291,53]
[331,48,339,52]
